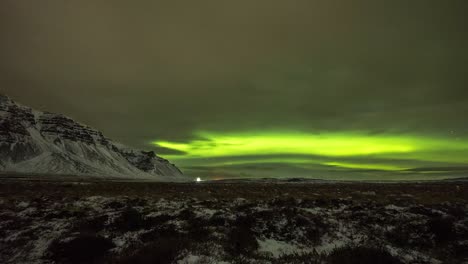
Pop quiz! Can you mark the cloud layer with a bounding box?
[1,0,467,179]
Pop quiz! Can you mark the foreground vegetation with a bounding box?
[0,178,467,263]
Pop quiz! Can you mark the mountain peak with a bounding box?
[0,95,184,180]
[0,94,13,105]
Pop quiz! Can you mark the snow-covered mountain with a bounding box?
[0,94,184,180]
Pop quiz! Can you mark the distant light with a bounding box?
[196,177,202,182]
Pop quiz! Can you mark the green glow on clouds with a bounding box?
[323,162,409,171]
[153,131,468,175]
[156,131,417,157]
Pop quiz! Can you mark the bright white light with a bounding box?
[196,177,202,182]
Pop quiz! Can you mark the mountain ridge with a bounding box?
[0,94,184,180]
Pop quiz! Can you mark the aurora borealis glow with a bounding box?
[2,1,468,180]
[156,131,418,157]
[153,131,468,179]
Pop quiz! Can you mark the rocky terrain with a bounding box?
[0,179,467,264]
[0,95,183,179]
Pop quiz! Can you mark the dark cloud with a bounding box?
[1,0,467,178]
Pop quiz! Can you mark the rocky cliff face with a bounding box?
[0,95,184,179]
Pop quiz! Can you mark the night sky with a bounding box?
[1,1,468,180]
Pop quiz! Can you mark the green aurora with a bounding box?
[154,131,468,180]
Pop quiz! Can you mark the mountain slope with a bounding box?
[0,95,184,180]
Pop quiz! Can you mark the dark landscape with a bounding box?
[1,177,467,264]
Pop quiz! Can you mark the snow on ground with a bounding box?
[1,192,467,263]
[257,238,305,257]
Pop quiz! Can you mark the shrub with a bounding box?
[186,218,211,241]
[270,197,299,208]
[207,212,227,226]
[178,208,196,221]
[112,207,144,231]
[225,226,259,256]
[144,213,172,227]
[453,242,468,259]
[385,222,432,249]
[48,235,114,264]
[327,246,403,264]
[428,216,456,243]
[139,224,180,243]
[118,236,190,264]
[127,198,147,207]
[73,215,108,233]
[273,251,322,264]
[105,200,125,210]
[445,204,467,219]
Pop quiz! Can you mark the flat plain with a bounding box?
[1,177,467,264]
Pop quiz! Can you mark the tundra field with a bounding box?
[1,177,468,264]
